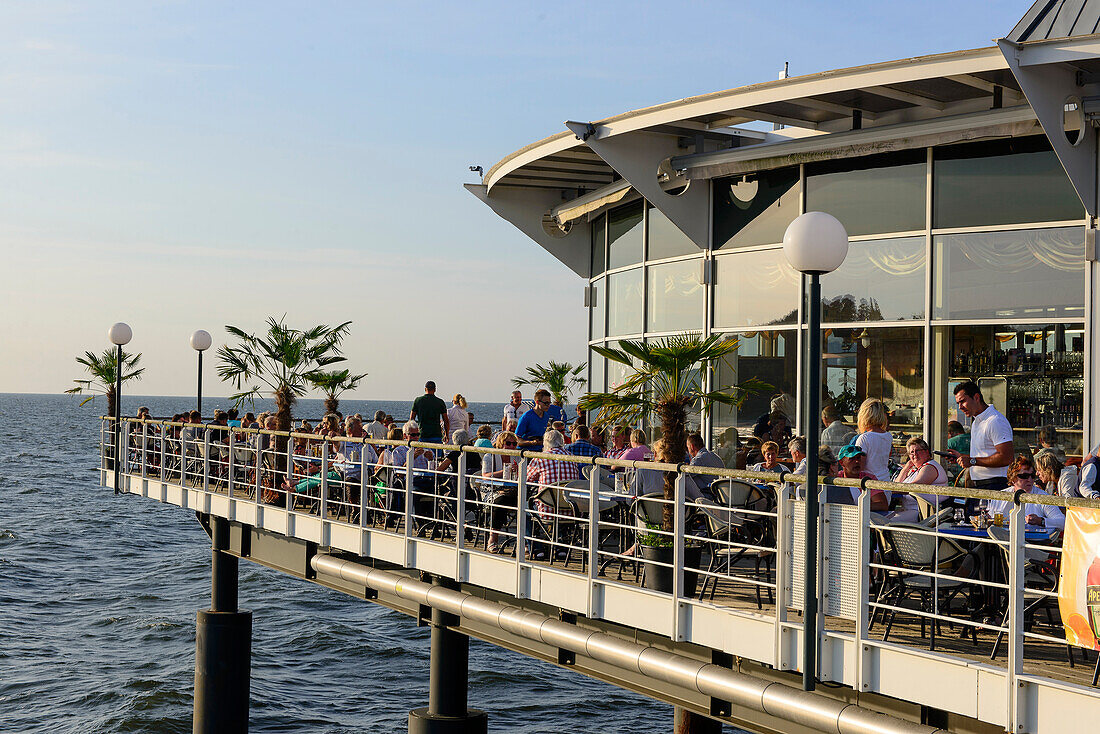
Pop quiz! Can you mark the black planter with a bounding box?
[640,545,701,597]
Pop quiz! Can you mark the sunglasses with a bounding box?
[1015,472,1033,480]
[408,432,420,437]
[504,441,518,447]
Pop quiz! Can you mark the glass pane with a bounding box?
[647,204,697,260]
[711,332,798,460]
[932,227,1084,320]
[590,214,606,278]
[940,323,1084,456]
[714,248,800,329]
[608,200,644,269]
[589,278,605,340]
[714,167,800,249]
[588,348,605,394]
[820,326,924,441]
[646,259,704,333]
[805,151,925,236]
[607,354,633,390]
[822,236,925,322]
[608,268,643,336]
[933,136,1083,228]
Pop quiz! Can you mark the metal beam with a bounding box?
[863,85,946,111]
[792,96,877,121]
[946,74,1023,101]
[565,122,709,248]
[708,109,821,130]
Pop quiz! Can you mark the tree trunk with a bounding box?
[273,385,296,486]
[673,707,722,733]
[106,386,116,418]
[324,396,338,415]
[657,399,689,533]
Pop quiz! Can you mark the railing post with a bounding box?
[405,444,415,564]
[100,418,107,487]
[516,456,528,596]
[855,483,871,692]
[1007,501,1025,733]
[160,421,168,483]
[203,428,211,495]
[456,451,468,574]
[359,443,368,528]
[587,463,600,616]
[285,432,295,538]
[672,472,687,641]
[774,483,791,670]
[227,430,236,498]
[253,431,262,502]
[320,440,329,521]
[141,421,148,480]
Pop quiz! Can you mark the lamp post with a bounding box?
[191,330,212,416]
[782,211,848,692]
[108,322,133,495]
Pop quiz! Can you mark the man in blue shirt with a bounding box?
[563,424,603,459]
[515,389,553,450]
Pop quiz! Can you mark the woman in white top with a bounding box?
[1033,449,1080,498]
[890,436,949,522]
[447,394,470,439]
[854,398,893,483]
[987,457,1065,532]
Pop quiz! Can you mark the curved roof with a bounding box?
[485,45,1025,193]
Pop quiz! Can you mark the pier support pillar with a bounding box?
[408,581,487,734]
[194,517,252,734]
[673,707,722,734]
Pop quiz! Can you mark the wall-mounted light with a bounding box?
[858,329,871,348]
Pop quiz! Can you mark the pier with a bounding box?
[101,417,1100,733]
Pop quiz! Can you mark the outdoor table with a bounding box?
[937,523,1057,543]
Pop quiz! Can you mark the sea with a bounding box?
[0,393,719,733]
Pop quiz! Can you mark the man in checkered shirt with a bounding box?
[526,429,580,486]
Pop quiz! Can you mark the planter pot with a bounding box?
[640,544,701,597]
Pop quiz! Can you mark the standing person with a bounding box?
[515,389,553,450]
[947,381,1014,491]
[854,398,893,483]
[365,410,388,440]
[410,381,449,445]
[502,390,529,432]
[448,394,470,438]
[820,405,856,455]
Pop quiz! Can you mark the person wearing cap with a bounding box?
[836,444,888,511]
[410,380,449,444]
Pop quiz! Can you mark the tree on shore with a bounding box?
[579,333,762,531]
[512,361,587,408]
[66,348,145,416]
[308,368,367,415]
[216,317,352,432]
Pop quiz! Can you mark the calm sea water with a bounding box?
[0,393,716,733]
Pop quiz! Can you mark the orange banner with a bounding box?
[1058,508,1100,650]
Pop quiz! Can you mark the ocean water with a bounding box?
[0,393,706,733]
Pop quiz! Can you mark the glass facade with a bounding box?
[590,279,605,340]
[587,134,1088,458]
[590,214,606,278]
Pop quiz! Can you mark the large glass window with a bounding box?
[607,268,643,336]
[714,248,799,328]
[819,325,924,437]
[714,167,800,249]
[933,136,1083,228]
[647,204,697,260]
[822,236,925,322]
[711,331,798,457]
[589,278,605,340]
[932,226,1084,321]
[588,348,606,394]
[608,200,644,269]
[805,151,926,236]
[590,214,606,278]
[646,259,704,333]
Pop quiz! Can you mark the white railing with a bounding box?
[100,416,1100,731]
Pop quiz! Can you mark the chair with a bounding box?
[530,483,583,567]
[709,479,775,607]
[693,498,748,602]
[879,523,979,650]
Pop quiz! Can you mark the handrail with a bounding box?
[107,416,1100,510]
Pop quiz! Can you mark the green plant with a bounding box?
[637,520,673,548]
[512,360,586,407]
[580,333,764,531]
[216,317,352,432]
[307,368,367,415]
[66,348,145,416]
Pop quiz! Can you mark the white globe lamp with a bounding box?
[108,322,133,346]
[782,211,848,275]
[191,329,212,352]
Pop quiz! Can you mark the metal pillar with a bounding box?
[113,344,123,494]
[196,349,203,417]
[194,517,251,734]
[673,708,722,733]
[408,580,487,734]
[803,274,822,692]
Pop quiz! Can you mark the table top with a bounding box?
[936,523,1056,542]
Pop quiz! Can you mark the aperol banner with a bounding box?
[1058,508,1100,649]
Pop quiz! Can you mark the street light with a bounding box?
[108,322,133,495]
[782,211,848,693]
[191,329,213,416]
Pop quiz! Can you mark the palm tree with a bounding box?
[216,317,352,432]
[579,333,763,531]
[308,368,367,415]
[66,348,145,416]
[512,361,587,408]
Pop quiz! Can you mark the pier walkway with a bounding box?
[100,418,1100,733]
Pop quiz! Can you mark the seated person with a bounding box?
[379,421,436,518]
[482,431,521,553]
[889,436,948,523]
[752,410,792,445]
[748,440,789,475]
[986,457,1065,531]
[835,445,888,511]
[473,424,494,448]
[686,433,724,500]
[1034,449,1079,498]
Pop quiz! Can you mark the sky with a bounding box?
[1,0,1031,402]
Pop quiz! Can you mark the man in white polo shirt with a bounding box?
[948,380,1014,491]
[502,390,530,432]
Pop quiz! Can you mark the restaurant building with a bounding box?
[470,3,1100,458]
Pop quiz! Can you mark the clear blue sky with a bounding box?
[1,1,1029,400]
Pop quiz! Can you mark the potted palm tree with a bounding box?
[307,368,367,415]
[512,360,586,415]
[66,348,145,416]
[580,333,762,593]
